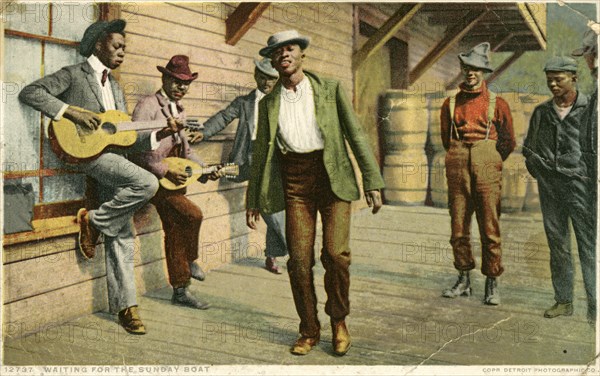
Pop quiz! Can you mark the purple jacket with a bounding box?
[129,91,202,178]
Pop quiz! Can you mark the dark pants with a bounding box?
[445,140,504,277]
[536,171,596,315]
[279,150,351,338]
[152,187,203,288]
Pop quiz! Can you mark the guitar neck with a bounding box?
[116,120,202,132]
[191,166,219,176]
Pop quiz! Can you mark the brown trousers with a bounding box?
[279,150,351,338]
[445,140,504,277]
[152,187,203,288]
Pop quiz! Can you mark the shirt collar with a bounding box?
[255,89,266,101]
[459,80,487,94]
[282,75,309,93]
[87,54,110,75]
[159,89,176,104]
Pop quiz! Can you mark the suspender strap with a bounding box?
[449,95,460,141]
[449,90,497,142]
[486,91,496,140]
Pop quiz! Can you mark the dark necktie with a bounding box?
[101,69,108,86]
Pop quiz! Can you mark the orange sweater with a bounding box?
[440,81,516,160]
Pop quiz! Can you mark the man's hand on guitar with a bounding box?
[157,117,184,141]
[64,106,101,132]
[186,130,204,144]
[207,165,227,181]
[165,167,188,186]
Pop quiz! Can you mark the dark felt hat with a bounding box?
[157,55,198,81]
[458,42,494,73]
[544,56,578,73]
[79,19,126,57]
[259,30,310,57]
[572,29,598,56]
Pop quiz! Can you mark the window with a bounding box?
[3,2,104,219]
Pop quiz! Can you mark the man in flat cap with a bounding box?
[573,29,598,324]
[440,42,516,305]
[198,57,288,274]
[247,30,385,356]
[129,55,223,310]
[19,20,181,334]
[523,56,595,322]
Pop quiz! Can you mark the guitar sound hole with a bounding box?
[185,166,192,177]
[101,122,117,135]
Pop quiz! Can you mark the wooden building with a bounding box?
[2,2,546,337]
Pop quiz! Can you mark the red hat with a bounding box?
[157,55,198,81]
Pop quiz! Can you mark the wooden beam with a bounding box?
[352,3,422,69]
[409,10,488,85]
[225,2,270,46]
[487,50,525,84]
[445,33,516,90]
[516,3,547,50]
[4,29,79,47]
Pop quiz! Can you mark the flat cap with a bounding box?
[79,19,126,57]
[544,56,578,73]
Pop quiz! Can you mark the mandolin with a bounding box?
[159,157,239,190]
[48,107,202,163]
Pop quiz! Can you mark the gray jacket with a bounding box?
[18,60,152,153]
[523,91,589,180]
[202,90,256,181]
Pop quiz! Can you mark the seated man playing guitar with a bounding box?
[129,55,225,309]
[18,20,181,335]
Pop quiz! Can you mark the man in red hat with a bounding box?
[440,42,516,305]
[129,55,223,310]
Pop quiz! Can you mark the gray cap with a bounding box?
[254,58,279,78]
[572,29,598,56]
[79,19,126,57]
[259,30,310,57]
[458,42,494,73]
[544,56,578,73]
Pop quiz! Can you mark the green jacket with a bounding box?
[247,70,385,214]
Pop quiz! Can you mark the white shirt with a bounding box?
[552,101,573,121]
[276,76,324,153]
[252,89,266,141]
[160,89,181,144]
[55,55,116,120]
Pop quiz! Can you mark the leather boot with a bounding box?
[442,271,471,298]
[544,302,573,318]
[118,306,146,335]
[290,335,320,355]
[172,287,210,310]
[331,319,351,356]
[484,277,500,305]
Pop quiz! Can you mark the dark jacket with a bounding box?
[523,91,589,179]
[202,91,256,181]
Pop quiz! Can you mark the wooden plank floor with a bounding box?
[3,206,596,365]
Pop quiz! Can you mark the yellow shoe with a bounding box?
[118,306,146,335]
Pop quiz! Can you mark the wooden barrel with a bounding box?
[381,91,429,205]
[523,178,541,212]
[427,93,448,207]
[501,153,527,213]
[383,153,429,205]
[429,153,448,208]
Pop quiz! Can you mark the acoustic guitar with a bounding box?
[159,157,239,190]
[48,107,202,163]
